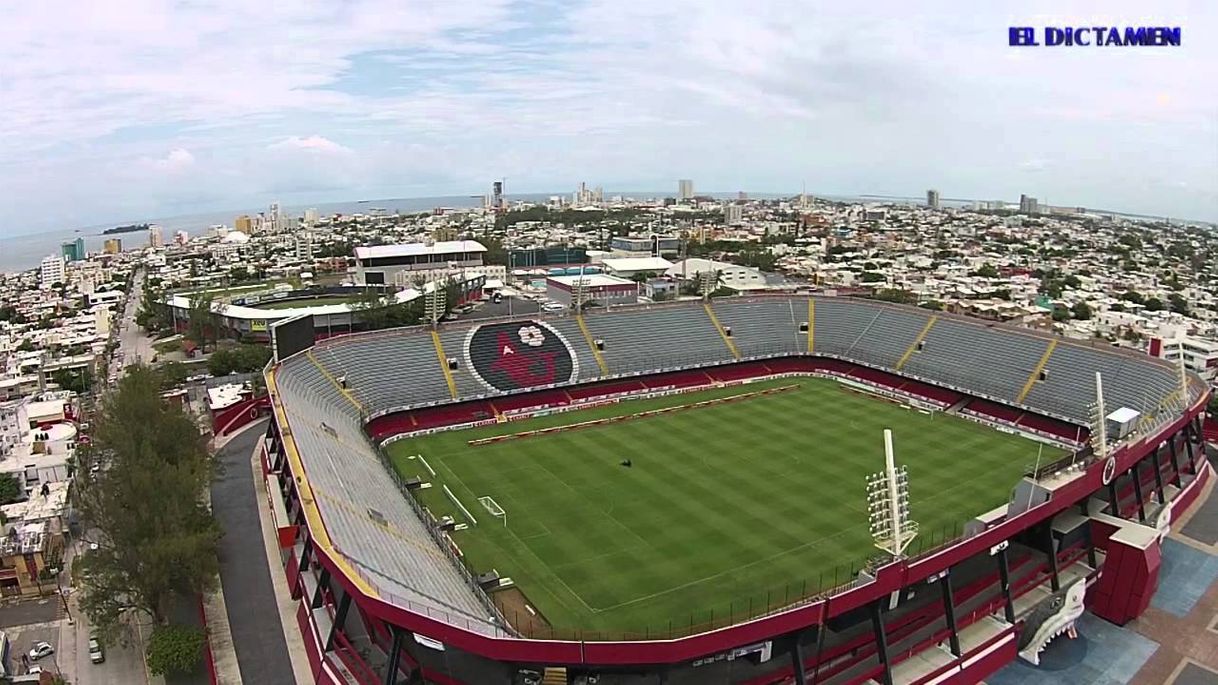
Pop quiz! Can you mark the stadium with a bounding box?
[259,295,1212,685]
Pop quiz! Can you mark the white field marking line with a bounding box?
[588,436,1021,610]
[416,454,436,477]
[593,522,868,613]
[405,382,796,461]
[529,454,651,549]
[442,484,478,526]
[548,543,654,573]
[497,509,600,615]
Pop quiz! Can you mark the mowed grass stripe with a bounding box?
[387,377,1056,634]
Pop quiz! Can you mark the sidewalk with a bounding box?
[249,431,312,684]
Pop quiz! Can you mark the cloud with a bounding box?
[148,147,196,172]
[0,0,1215,232]
[268,135,354,156]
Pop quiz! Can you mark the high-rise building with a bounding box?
[174,231,190,246]
[1019,194,1039,214]
[295,231,315,260]
[724,204,744,225]
[40,255,66,288]
[304,208,319,226]
[269,201,282,231]
[235,215,252,233]
[678,179,694,201]
[60,237,85,262]
[492,181,504,212]
[148,224,164,248]
[103,238,122,254]
[926,189,941,209]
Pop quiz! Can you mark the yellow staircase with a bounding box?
[542,667,568,685]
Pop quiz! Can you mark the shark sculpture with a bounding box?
[1017,577,1086,666]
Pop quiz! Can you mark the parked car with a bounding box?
[89,637,105,664]
[29,641,54,661]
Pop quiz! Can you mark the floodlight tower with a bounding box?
[572,268,588,312]
[1177,341,1190,405]
[424,276,446,328]
[698,269,718,301]
[867,429,919,558]
[1089,372,1107,457]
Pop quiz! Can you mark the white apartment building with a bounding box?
[39,255,65,289]
[148,223,164,248]
[1153,335,1218,383]
[665,258,766,290]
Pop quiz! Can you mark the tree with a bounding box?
[919,300,944,311]
[1168,293,1190,316]
[1109,303,1126,312]
[1071,301,1092,320]
[72,366,220,639]
[1062,274,1082,289]
[17,339,35,352]
[51,367,93,393]
[208,345,272,377]
[159,362,190,389]
[1121,290,1144,305]
[872,289,918,305]
[972,263,999,279]
[1051,307,1071,322]
[136,286,168,332]
[145,624,206,676]
[0,473,22,505]
[1144,297,1165,312]
[186,293,214,351]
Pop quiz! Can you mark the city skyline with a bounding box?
[2,0,1215,236]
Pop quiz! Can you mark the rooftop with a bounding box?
[546,273,635,288]
[354,240,487,260]
[600,257,674,272]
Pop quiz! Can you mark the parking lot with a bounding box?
[5,621,62,678]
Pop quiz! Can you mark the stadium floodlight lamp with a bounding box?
[866,429,920,558]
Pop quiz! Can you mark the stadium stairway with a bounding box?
[542,667,567,685]
[582,305,732,374]
[439,326,488,397]
[709,298,804,359]
[545,315,608,382]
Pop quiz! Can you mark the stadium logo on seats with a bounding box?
[464,321,577,392]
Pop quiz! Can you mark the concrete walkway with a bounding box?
[210,418,308,685]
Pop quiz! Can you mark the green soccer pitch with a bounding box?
[386,376,1061,637]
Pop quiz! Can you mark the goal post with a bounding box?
[478,496,507,526]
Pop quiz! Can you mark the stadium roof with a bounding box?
[600,257,674,273]
[354,240,487,260]
[546,274,635,288]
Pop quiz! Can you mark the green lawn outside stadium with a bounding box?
[386,376,1060,637]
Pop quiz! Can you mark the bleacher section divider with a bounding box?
[431,329,459,399]
[703,302,741,359]
[807,299,815,353]
[895,314,938,371]
[304,349,364,412]
[575,313,610,376]
[1017,338,1058,404]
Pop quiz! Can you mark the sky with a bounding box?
[1,1,1215,235]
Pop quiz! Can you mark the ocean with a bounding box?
[0,190,895,275]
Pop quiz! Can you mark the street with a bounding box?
[116,270,154,371]
[212,419,295,684]
[0,573,152,684]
